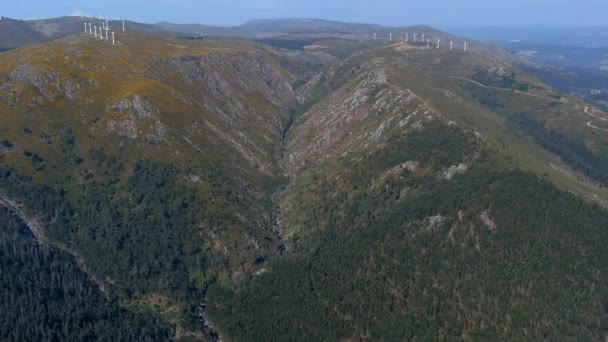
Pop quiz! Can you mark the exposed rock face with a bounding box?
[6,64,81,102]
[480,209,498,231]
[150,50,299,174]
[111,94,158,119]
[443,163,468,180]
[286,58,442,173]
[107,95,167,142]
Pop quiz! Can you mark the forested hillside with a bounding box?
[1,24,608,341]
[0,207,172,341]
[206,45,608,340]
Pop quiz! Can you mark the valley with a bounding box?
[1,16,608,341]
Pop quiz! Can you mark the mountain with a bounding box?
[157,18,459,42]
[0,16,188,51]
[157,18,386,39]
[0,17,49,51]
[2,18,608,341]
[206,41,608,340]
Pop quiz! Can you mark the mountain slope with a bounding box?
[1,25,608,341]
[0,206,172,340]
[0,31,311,337]
[206,44,608,340]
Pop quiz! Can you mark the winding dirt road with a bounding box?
[584,106,608,132]
[449,76,561,102]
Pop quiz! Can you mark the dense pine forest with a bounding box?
[209,168,608,340]
[0,207,173,341]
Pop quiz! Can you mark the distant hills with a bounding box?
[1,16,463,48]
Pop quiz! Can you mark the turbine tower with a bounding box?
[89,23,92,35]
[122,20,125,32]
[94,25,97,38]
[389,32,392,41]
[112,32,115,45]
[421,33,425,43]
[413,33,417,43]
[450,41,453,50]
[84,22,88,34]
[405,33,409,43]
[426,39,430,48]
[464,41,468,52]
[373,32,376,40]
[436,39,440,48]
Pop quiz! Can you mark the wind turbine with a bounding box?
[436,39,440,48]
[112,32,115,45]
[94,25,97,38]
[373,32,377,40]
[413,33,417,43]
[405,33,409,43]
[122,20,125,32]
[464,41,468,52]
[84,22,88,34]
[421,33,425,43]
[450,41,453,50]
[89,23,92,35]
[389,32,392,41]
[426,39,430,48]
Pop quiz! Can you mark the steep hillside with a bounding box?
[206,45,608,340]
[0,32,309,338]
[0,206,172,340]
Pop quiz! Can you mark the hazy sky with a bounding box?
[1,0,605,27]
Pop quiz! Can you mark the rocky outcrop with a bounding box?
[107,95,167,142]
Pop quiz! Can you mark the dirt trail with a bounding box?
[0,194,107,293]
[449,76,560,102]
[583,106,608,132]
[587,121,608,132]
[0,196,46,242]
[584,106,608,122]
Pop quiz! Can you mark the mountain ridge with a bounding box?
[1,23,608,340]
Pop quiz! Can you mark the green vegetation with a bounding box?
[210,166,608,340]
[508,112,608,186]
[0,154,281,335]
[2,28,608,341]
[0,207,172,341]
[471,67,532,91]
